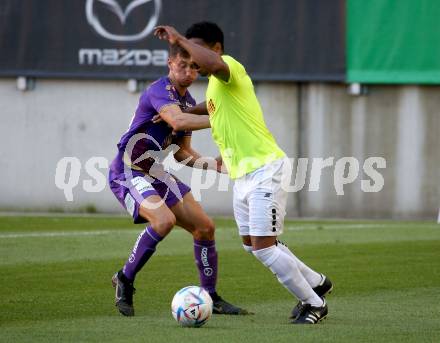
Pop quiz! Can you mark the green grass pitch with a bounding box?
[1,215,439,342]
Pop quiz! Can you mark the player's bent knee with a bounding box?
[192,227,214,240]
[192,219,215,240]
[205,218,215,234]
[151,213,176,235]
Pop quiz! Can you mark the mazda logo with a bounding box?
[86,0,162,42]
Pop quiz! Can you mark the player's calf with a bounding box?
[252,243,325,314]
[191,226,250,315]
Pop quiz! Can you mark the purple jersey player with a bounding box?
[109,44,248,316]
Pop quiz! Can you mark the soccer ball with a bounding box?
[171,286,213,327]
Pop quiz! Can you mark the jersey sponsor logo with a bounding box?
[131,176,154,194]
[85,0,162,42]
[124,193,135,216]
[207,99,216,115]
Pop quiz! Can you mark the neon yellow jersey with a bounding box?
[206,55,285,179]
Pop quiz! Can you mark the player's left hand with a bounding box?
[154,25,183,45]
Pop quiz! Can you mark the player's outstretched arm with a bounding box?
[154,25,230,82]
[174,136,224,173]
[187,102,208,115]
[158,104,210,130]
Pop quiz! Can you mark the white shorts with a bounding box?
[233,157,291,237]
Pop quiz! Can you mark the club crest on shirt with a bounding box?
[207,99,216,115]
[179,101,193,111]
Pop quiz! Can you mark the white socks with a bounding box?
[276,241,322,288]
[253,245,323,307]
[242,244,253,253]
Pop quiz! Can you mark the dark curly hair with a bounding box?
[185,22,224,51]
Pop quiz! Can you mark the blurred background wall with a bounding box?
[1,79,438,219]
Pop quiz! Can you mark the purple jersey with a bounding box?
[115,76,196,172]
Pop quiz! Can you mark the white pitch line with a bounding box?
[0,223,435,239]
[0,229,141,239]
[285,224,391,231]
[286,223,440,231]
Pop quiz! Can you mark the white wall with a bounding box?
[299,84,440,219]
[0,79,438,219]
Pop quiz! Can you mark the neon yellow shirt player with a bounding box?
[154,22,333,324]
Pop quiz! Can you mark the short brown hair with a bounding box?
[169,44,190,59]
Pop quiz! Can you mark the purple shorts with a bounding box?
[109,155,191,224]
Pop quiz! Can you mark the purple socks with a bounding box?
[122,226,163,281]
[122,228,218,295]
[193,239,218,294]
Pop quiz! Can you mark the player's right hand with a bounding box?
[154,25,182,45]
[216,156,228,174]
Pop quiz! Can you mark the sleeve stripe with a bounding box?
[157,102,180,114]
